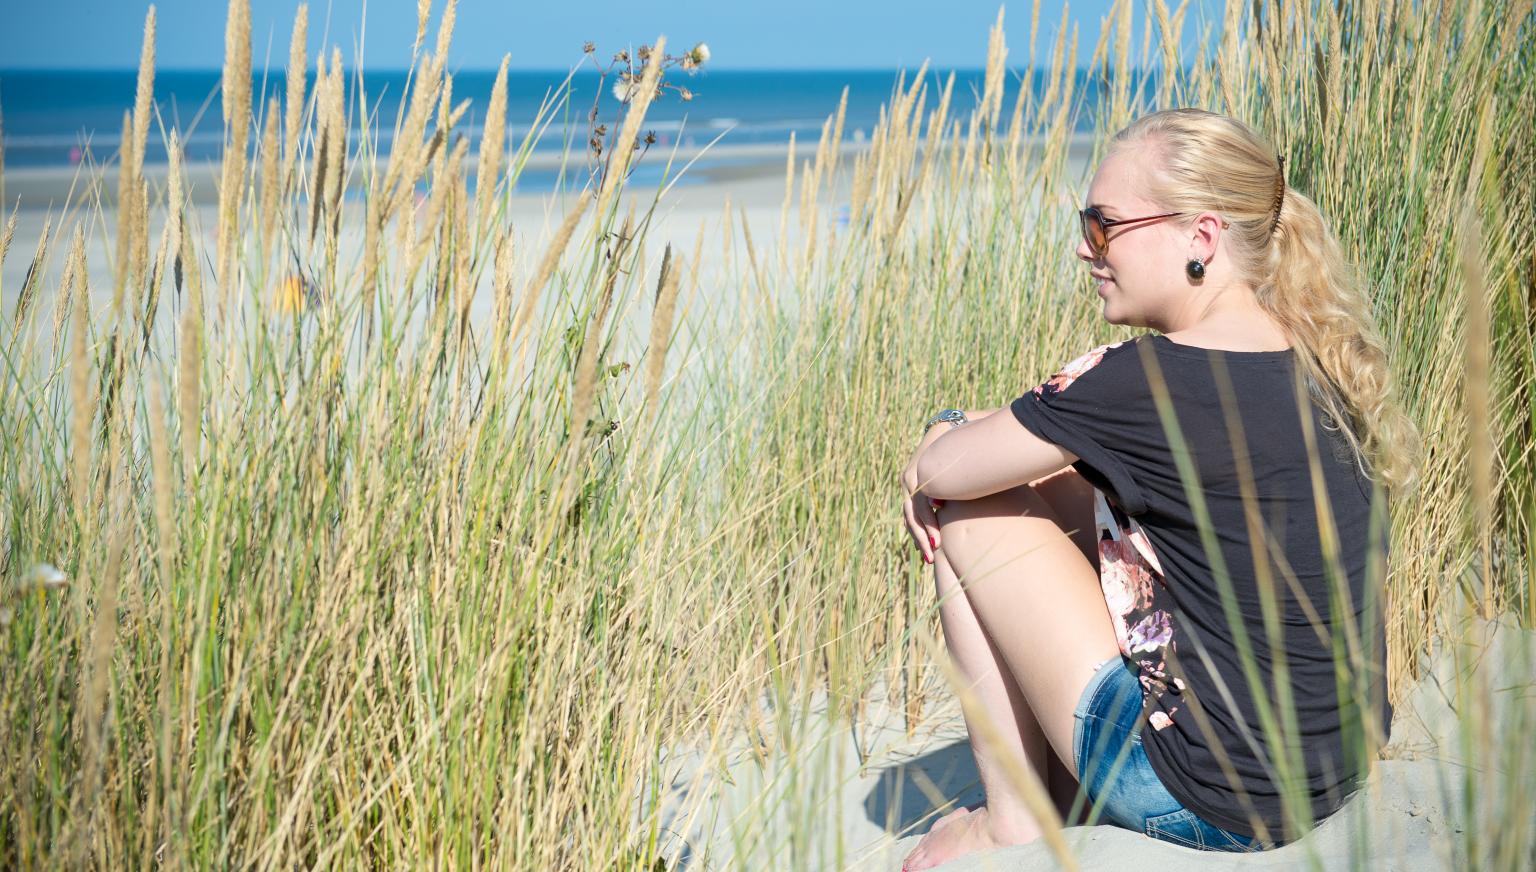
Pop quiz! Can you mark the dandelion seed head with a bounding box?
[24,563,68,592]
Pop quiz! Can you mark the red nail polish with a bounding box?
[929,535,937,549]
[925,554,933,564]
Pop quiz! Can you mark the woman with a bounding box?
[897,108,1421,870]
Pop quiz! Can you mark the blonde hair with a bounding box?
[1108,108,1423,499]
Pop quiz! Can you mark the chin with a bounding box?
[1098,298,1144,328]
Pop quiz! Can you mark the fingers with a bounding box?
[902,496,933,564]
[924,498,945,551]
[904,494,950,564]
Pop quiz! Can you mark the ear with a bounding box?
[1188,210,1229,262]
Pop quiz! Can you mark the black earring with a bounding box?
[1186,257,1206,281]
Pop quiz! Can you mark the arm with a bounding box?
[913,402,1080,501]
[958,406,1005,422]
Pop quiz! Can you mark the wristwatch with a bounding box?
[923,408,969,434]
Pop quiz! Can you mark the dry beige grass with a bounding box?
[0,0,1532,868]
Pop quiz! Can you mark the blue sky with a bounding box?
[0,0,1226,70]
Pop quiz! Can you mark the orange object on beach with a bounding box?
[275,274,307,313]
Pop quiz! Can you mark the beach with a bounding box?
[1,132,1100,347]
[8,0,1530,865]
[641,603,1535,870]
[8,110,1529,871]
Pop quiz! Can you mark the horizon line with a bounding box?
[0,63,1184,76]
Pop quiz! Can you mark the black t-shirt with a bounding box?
[1009,332,1392,842]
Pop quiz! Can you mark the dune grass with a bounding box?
[1,0,1533,868]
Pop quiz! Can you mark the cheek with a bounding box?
[1111,239,1173,287]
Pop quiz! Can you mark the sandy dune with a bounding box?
[643,601,1534,871]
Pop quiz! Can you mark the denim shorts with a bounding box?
[1071,654,1277,852]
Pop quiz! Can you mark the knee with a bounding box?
[936,484,1053,531]
[935,485,1061,559]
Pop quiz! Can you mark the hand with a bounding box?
[901,427,949,565]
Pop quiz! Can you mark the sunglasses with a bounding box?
[1079,206,1202,257]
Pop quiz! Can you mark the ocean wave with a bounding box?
[1,117,867,168]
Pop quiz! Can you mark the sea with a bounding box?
[1,68,1123,192]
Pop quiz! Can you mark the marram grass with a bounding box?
[1,0,1534,869]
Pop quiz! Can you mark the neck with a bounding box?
[1156,280,1270,334]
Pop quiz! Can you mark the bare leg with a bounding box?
[1030,469,1104,825]
[902,472,1119,871]
[904,469,1101,837]
[912,470,1101,824]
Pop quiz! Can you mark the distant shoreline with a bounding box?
[2,132,1098,211]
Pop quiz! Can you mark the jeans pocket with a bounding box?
[1144,808,1204,849]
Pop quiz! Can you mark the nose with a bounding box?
[1075,234,1097,263]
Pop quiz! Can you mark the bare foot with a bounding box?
[929,804,974,832]
[900,807,970,871]
[901,807,1040,871]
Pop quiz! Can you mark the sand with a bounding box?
[640,600,1535,870]
[0,135,1100,332]
[0,145,800,318]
